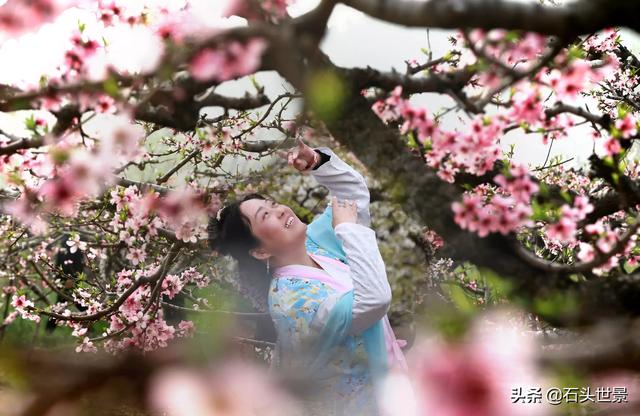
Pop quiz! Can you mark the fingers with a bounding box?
[288,148,299,164]
[331,196,357,209]
[294,158,309,170]
[279,138,315,172]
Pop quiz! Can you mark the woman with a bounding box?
[207,140,407,415]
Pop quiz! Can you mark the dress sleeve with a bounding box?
[310,147,371,227]
[310,222,392,335]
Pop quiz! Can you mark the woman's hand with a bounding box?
[279,139,319,173]
[331,196,357,229]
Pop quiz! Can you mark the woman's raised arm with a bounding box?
[282,140,371,227]
[309,147,371,227]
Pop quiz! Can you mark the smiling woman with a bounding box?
[207,142,407,415]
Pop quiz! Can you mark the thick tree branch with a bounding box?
[343,0,640,37]
[342,66,474,95]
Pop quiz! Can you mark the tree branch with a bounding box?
[343,0,640,37]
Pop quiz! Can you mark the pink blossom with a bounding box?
[510,90,543,126]
[0,0,78,38]
[593,255,620,275]
[95,95,116,113]
[126,247,147,266]
[119,287,146,322]
[119,230,134,246]
[372,86,406,123]
[99,116,145,162]
[71,325,88,338]
[116,269,134,288]
[161,274,184,299]
[436,165,457,183]
[572,195,594,218]
[555,60,593,100]
[66,234,87,254]
[38,175,83,216]
[383,311,550,416]
[596,233,618,253]
[225,0,292,20]
[604,137,622,156]
[3,311,19,326]
[109,314,126,333]
[4,193,49,235]
[76,337,98,353]
[156,186,208,242]
[584,28,619,53]
[615,114,638,139]
[494,164,539,204]
[149,360,300,416]
[506,33,547,64]
[181,267,210,288]
[177,320,195,337]
[585,221,605,235]
[545,216,576,243]
[473,208,500,237]
[66,149,111,197]
[577,242,596,262]
[400,106,438,143]
[12,294,33,310]
[11,294,40,322]
[189,38,268,82]
[452,195,482,230]
[477,71,501,89]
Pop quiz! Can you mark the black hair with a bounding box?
[207,193,272,312]
[45,233,86,333]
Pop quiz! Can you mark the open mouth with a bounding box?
[285,216,294,228]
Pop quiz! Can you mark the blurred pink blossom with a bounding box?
[381,310,550,416]
[189,38,268,82]
[149,360,301,416]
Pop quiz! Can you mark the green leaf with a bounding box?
[611,172,620,186]
[567,44,585,60]
[24,114,36,131]
[102,76,120,98]
[623,261,640,274]
[249,75,262,92]
[479,267,513,302]
[406,131,418,149]
[617,104,628,119]
[538,182,549,197]
[447,284,477,314]
[567,273,582,283]
[504,30,520,42]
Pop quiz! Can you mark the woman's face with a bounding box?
[239,198,306,259]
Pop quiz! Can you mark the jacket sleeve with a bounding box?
[310,147,371,227]
[310,222,392,335]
